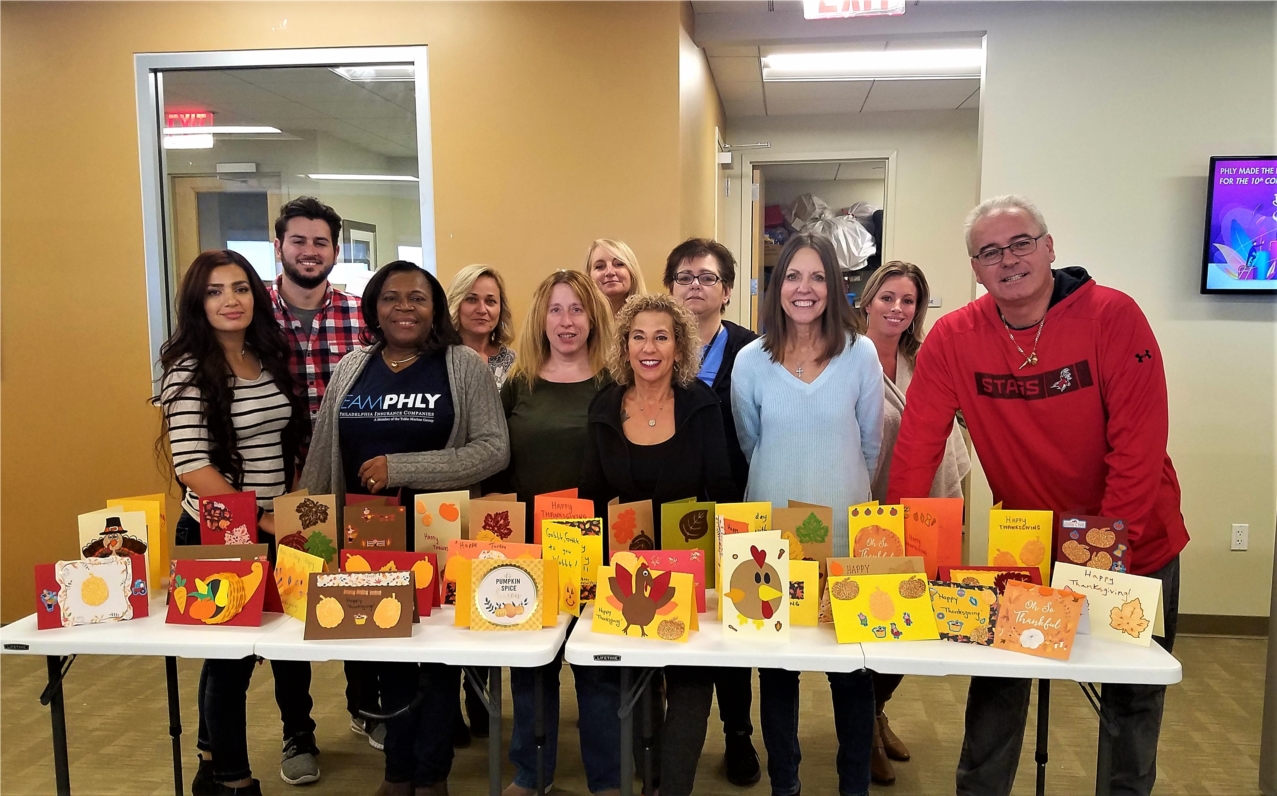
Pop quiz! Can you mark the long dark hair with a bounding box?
[360,260,461,352]
[157,250,307,488]
[760,233,858,365]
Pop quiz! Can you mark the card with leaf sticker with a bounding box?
[593,564,694,642]
[939,566,1041,594]
[929,581,999,645]
[988,506,1053,585]
[442,539,542,605]
[414,490,469,565]
[342,550,439,615]
[661,499,717,586]
[469,497,526,544]
[274,492,340,566]
[608,499,657,554]
[716,502,772,532]
[721,531,790,642]
[611,549,707,613]
[305,571,415,640]
[827,572,939,643]
[774,503,835,582]
[992,579,1085,660]
[342,501,406,551]
[788,559,820,627]
[849,504,906,558]
[167,559,267,627]
[470,558,547,632]
[199,492,259,545]
[1049,562,1163,646]
[533,491,594,545]
[1057,514,1128,573]
[903,497,964,579]
[275,545,326,621]
[105,495,167,591]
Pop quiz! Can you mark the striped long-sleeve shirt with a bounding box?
[161,359,293,518]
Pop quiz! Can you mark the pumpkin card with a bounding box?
[1050,562,1163,646]
[661,500,716,584]
[721,531,790,642]
[442,539,541,605]
[593,564,694,642]
[849,504,906,558]
[35,555,148,629]
[167,559,267,627]
[903,497,964,579]
[992,580,1085,660]
[275,545,326,621]
[199,492,258,545]
[534,491,595,544]
[939,566,1041,593]
[342,501,406,551]
[305,572,414,640]
[820,556,926,623]
[470,558,546,631]
[105,495,168,591]
[774,504,835,581]
[469,497,526,543]
[608,499,656,554]
[1058,514,1128,572]
[413,490,468,569]
[542,522,585,616]
[828,572,938,643]
[342,550,439,616]
[988,507,1053,585]
[612,549,707,613]
[274,492,340,566]
[788,559,821,626]
[716,502,772,532]
[929,581,999,645]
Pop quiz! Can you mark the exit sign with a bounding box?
[803,0,906,19]
[165,110,214,128]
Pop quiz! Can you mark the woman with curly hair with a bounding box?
[580,293,739,796]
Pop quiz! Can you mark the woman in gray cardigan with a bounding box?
[300,261,508,796]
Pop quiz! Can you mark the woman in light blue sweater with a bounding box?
[731,233,883,796]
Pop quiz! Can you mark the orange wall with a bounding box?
[0,1,697,621]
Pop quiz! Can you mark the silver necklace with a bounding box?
[1001,313,1046,370]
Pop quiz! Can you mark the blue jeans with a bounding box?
[758,668,875,796]
[382,662,459,786]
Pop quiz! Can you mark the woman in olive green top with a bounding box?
[492,270,621,796]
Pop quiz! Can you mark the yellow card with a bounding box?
[848,504,906,557]
[988,508,1053,585]
[716,502,772,532]
[593,565,694,642]
[469,558,544,632]
[553,518,604,606]
[542,522,584,616]
[106,495,168,590]
[827,573,939,643]
[275,545,326,621]
[788,559,820,626]
[929,581,999,645]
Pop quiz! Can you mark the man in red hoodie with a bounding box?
[887,195,1188,796]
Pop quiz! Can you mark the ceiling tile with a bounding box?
[958,87,981,109]
[715,79,764,103]
[704,45,760,57]
[763,80,872,114]
[722,94,767,117]
[860,78,981,112]
[708,56,761,83]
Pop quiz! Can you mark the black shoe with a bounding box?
[192,756,217,796]
[724,731,761,787]
[211,780,263,795]
[452,710,472,748]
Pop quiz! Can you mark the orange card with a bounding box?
[902,498,964,579]
[533,490,594,545]
[992,580,1085,660]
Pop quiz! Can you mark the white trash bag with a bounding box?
[785,193,877,271]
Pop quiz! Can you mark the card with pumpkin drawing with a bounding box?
[661,500,716,586]
[819,557,925,623]
[593,564,694,642]
[167,559,268,627]
[987,507,1053,585]
[1049,562,1163,647]
[414,491,468,568]
[788,559,821,626]
[608,499,656,555]
[612,549,707,613]
[342,549,439,616]
[342,501,406,551]
[903,497,964,579]
[992,579,1085,660]
[274,545,326,621]
[849,504,906,558]
[305,572,415,640]
[1057,514,1128,573]
[469,497,526,543]
[827,572,938,643]
[35,554,149,630]
[929,581,999,645]
[470,558,547,631]
[533,491,595,544]
[441,539,542,605]
[454,553,557,628]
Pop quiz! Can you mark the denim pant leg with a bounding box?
[829,671,876,796]
[196,661,212,753]
[414,664,461,787]
[203,656,258,783]
[758,668,802,796]
[660,666,716,796]
[1105,556,1180,796]
[714,666,754,736]
[956,676,1032,796]
[510,654,563,789]
[570,663,622,794]
[271,659,316,739]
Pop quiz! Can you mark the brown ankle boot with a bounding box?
[871,715,895,785]
[373,782,412,796]
[878,711,910,761]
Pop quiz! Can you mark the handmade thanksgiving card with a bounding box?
[533,491,594,544]
[167,560,267,627]
[820,557,926,623]
[721,531,790,641]
[470,559,546,632]
[608,499,656,554]
[542,521,584,616]
[788,559,821,627]
[827,572,938,643]
[1050,562,1163,646]
[939,566,1041,593]
[1057,514,1128,572]
[274,492,340,566]
[275,545,326,621]
[849,504,906,558]
[593,564,694,642]
[716,502,772,532]
[929,581,999,645]
[469,497,526,543]
[773,503,835,580]
[342,501,406,551]
[987,507,1053,584]
[612,549,707,613]
[342,550,439,616]
[105,495,168,590]
[992,580,1085,660]
[200,492,258,545]
[77,509,151,595]
[305,572,415,640]
[441,539,541,605]
[661,499,717,586]
[903,497,964,579]
[414,491,469,559]
[36,557,142,629]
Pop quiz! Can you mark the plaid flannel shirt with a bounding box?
[269,277,364,423]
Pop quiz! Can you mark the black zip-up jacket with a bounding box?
[710,319,759,491]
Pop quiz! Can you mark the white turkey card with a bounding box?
[721,531,790,642]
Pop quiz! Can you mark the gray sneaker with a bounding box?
[366,719,387,751]
[280,732,321,786]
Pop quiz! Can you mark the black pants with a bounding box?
[381,662,460,786]
[346,660,383,718]
[956,556,1181,796]
[715,666,754,735]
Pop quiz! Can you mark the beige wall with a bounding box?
[678,4,725,245]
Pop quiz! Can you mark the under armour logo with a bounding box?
[1135,350,1152,363]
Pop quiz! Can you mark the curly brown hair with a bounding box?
[608,293,701,388]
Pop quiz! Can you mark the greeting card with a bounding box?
[453,551,556,628]
[903,497,964,579]
[939,566,1042,593]
[593,564,694,642]
[992,580,1085,660]
[469,496,527,544]
[788,559,820,627]
[470,558,546,631]
[35,556,147,629]
[441,539,541,605]
[987,507,1054,585]
[1050,562,1163,646]
[77,510,150,597]
[342,549,438,616]
[348,493,399,506]
[608,499,656,554]
[554,518,604,603]
[342,501,406,551]
[827,572,939,643]
[533,491,595,544]
[929,581,999,645]
[773,504,834,581]
[716,502,772,532]
[661,500,717,584]
[274,492,340,566]
[612,549,707,614]
[415,490,469,563]
[714,517,753,620]
[275,545,326,621]
[542,521,584,616]
[167,559,266,627]
[305,571,415,640]
[849,504,906,558]
[199,492,258,545]
[1057,514,1128,573]
[721,532,790,642]
[105,495,167,590]
[819,557,926,623]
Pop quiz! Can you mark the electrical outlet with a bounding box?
[1231,523,1249,551]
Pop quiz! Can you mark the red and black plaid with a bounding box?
[269,277,364,421]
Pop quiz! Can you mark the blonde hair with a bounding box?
[608,293,701,388]
[446,264,514,347]
[508,270,614,388]
[584,239,647,306]
[854,261,931,367]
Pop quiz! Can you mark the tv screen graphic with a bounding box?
[1201,155,1277,294]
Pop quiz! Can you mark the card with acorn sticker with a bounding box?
[827,572,939,644]
[304,571,415,640]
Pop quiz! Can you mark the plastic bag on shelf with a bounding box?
[785,193,877,271]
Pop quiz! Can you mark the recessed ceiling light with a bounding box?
[163,125,283,136]
[762,48,982,82]
[163,134,214,150]
[305,173,419,182]
[330,65,415,83]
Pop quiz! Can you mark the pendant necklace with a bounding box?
[386,350,422,370]
[631,395,669,427]
[1001,312,1047,370]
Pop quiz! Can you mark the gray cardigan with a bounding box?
[299,344,509,501]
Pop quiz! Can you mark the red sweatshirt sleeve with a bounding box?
[886,325,962,504]
[1095,295,1169,549]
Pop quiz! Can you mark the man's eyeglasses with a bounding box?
[674,272,723,287]
[973,234,1045,266]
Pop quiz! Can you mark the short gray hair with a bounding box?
[964,195,1049,255]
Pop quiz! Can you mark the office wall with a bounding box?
[679,4,725,243]
[0,1,693,621]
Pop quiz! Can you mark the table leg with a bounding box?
[534,667,546,796]
[166,657,184,796]
[489,666,503,796]
[640,675,653,795]
[1035,679,1050,796]
[43,655,72,796]
[619,668,633,796]
[1079,682,1116,796]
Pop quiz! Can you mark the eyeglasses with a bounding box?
[674,272,723,287]
[973,234,1045,266]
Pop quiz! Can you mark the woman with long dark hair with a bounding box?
[159,250,310,796]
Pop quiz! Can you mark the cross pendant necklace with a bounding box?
[1000,312,1047,370]
[795,365,804,378]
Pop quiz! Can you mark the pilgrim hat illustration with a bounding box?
[82,516,148,558]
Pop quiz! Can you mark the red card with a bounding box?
[166,559,267,627]
[533,491,594,545]
[35,554,150,630]
[938,565,1042,594]
[903,498,964,579]
[261,561,283,613]
[1057,514,1128,572]
[340,549,439,616]
[610,548,707,613]
[199,492,258,545]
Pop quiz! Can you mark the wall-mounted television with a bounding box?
[1201,155,1277,294]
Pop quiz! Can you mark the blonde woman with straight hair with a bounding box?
[585,238,647,316]
[447,264,516,387]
